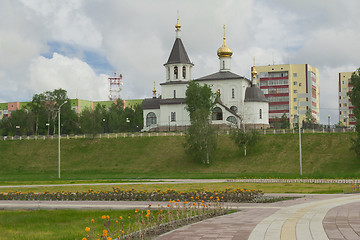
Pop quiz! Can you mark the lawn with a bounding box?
[0,133,358,181]
[0,209,132,240]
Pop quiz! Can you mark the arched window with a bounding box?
[174,66,178,79]
[259,109,262,119]
[226,116,237,124]
[146,112,157,127]
[230,106,237,113]
[171,112,176,122]
[173,90,176,98]
[182,66,186,79]
[212,107,223,120]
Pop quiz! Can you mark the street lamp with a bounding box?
[46,123,50,137]
[58,100,68,179]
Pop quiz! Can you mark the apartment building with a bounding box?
[339,72,356,128]
[255,64,320,128]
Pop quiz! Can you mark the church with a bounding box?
[142,17,269,131]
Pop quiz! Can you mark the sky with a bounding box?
[1,0,359,125]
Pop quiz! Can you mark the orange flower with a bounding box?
[106,215,110,220]
[102,215,106,219]
[120,216,123,220]
[148,204,151,207]
[122,230,124,234]
[82,238,87,240]
[91,219,95,223]
[85,227,90,232]
[135,209,139,213]
[107,237,111,240]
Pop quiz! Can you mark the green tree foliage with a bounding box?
[80,104,104,138]
[280,113,290,129]
[184,81,217,164]
[348,68,360,157]
[185,81,215,119]
[184,109,217,164]
[231,129,259,156]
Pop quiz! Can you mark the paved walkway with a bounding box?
[156,194,360,240]
[1,194,360,239]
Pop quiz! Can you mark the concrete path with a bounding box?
[157,194,360,240]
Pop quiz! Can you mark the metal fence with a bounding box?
[0,127,356,141]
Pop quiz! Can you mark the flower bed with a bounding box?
[82,200,229,240]
[0,187,264,202]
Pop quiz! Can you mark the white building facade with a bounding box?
[142,20,269,131]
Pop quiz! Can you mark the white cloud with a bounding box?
[20,0,102,49]
[28,53,108,101]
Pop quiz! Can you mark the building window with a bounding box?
[146,112,157,127]
[173,90,176,98]
[212,107,223,120]
[342,80,346,84]
[293,90,297,93]
[230,106,238,113]
[174,66,178,79]
[223,61,225,69]
[294,98,297,102]
[259,109,262,119]
[226,116,237,124]
[293,81,298,85]
[171,112,176,122]
[293,73,297,77]
[232,88,235,99]
[182,66,186,79]
[294,106,297,110]
[344,103,347,107]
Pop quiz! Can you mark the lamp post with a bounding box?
[46,123,50,137]
[328,115,330,132]
[297,100,302,177]
[58,100,68,179]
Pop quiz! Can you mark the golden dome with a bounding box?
[251,57,257,79]
[217,25,233,58]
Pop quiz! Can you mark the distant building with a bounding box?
[142,18,269,131]
[339,72,356,128]
[255,64,320,128]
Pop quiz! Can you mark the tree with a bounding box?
[184,108,217,164]
[280,113,290,129]
[348,68,360,157]
[184,81,217,164]
[80,104,103,138]
[231,129,259,156]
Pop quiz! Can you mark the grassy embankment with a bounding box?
[0,132,358,181]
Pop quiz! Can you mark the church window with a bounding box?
[259,109,262,119]
[223,61,225,69]
[174,66,178,79]
[212,107,223,120]
[167,68,170,80]
[174,90,176,98]
[146,112,157,127]
[232,88,235,98]
[230,106,238,113]
[226,116,237,124]
[171,112,176,122]
[182,66,186,79]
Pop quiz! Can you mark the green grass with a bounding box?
[0,209,132,240]
[0,133,358,181]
